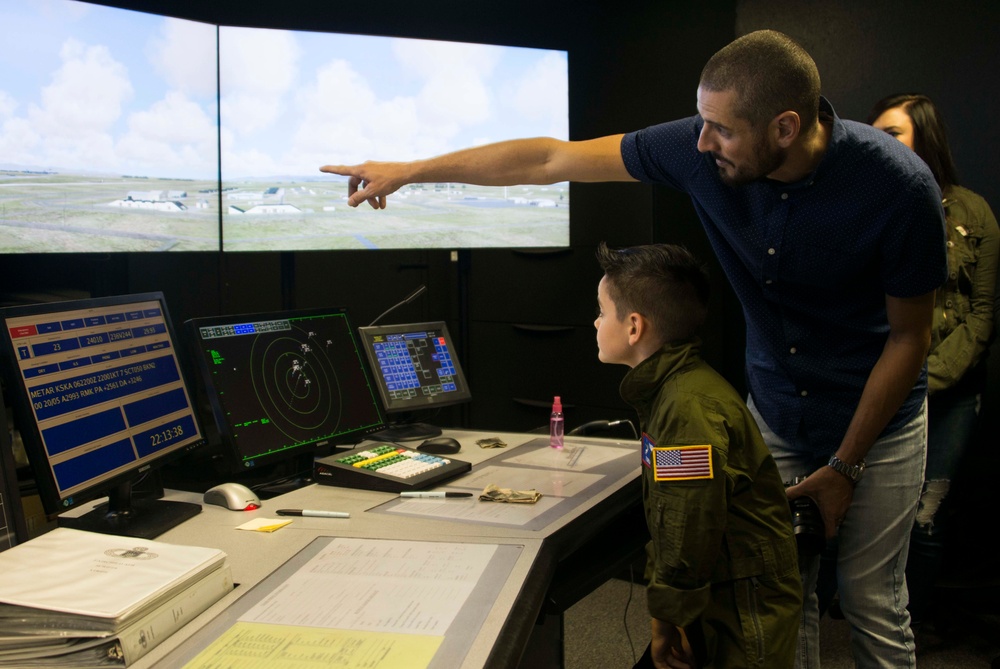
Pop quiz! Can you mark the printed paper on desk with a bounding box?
[183,622,442,669]
[652,445,713,481]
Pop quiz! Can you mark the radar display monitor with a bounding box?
[186,307,386,475]
[358,322,471,441]
[0,293,206,539]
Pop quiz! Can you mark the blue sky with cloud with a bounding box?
[0,0,568,181]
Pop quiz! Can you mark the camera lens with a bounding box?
[784,475,825,557]
[789,496,825,556]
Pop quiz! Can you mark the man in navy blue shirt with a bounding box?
[323,30,946,669]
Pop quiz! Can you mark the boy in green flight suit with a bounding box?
[594,242,801,668]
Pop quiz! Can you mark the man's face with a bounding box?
[594,275,634,366]
[696,87,786,186]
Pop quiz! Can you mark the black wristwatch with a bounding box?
[827,455,865,485]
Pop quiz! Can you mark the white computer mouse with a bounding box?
[203,482,261,511]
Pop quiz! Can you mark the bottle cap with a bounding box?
[552,396,562,412]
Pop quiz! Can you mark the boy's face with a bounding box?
[594,275,635,366]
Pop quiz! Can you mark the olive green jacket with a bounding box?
[620,338,800,631]
[929,185,999,393]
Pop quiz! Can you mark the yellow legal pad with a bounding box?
[183,621,443,669]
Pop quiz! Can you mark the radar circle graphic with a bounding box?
[249,324,344,442]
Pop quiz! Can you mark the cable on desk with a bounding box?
[567,419,639,440]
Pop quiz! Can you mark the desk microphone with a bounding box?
[368,284,427,327]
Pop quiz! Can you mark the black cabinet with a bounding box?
[466,248,633,433]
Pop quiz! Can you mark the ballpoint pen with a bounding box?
[276,509,351,518]
[399,491,474,499]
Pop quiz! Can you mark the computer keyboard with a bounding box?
[313,443,471,492]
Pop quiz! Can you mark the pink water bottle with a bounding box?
[550,396,565,449]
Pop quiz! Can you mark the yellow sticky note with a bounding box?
[237,518,293,533]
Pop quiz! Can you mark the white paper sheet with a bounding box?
[239,538,497,636]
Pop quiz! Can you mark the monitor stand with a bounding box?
[60,480,200,540]
[370,422,442,442]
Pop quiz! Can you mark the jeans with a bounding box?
[748,396,926,669]
[906,388,980,624]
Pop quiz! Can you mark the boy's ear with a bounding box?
[627,313,645,346]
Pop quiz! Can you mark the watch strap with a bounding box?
[827,455,865,484]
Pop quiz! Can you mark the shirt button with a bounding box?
[768,248,776,255]
[800,390,808,397]
[790,347,797,354]
[781,193,789,200]
[765,279,773,285]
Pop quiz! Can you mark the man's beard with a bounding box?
[715,133,786,187]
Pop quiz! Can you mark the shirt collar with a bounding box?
[768,96,840,192]
[620,337,703,406]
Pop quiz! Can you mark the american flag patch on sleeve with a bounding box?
[652,445,713,481]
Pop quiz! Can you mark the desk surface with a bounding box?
[124,429,641,669]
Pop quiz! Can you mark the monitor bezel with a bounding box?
[358,321,473,414]
[0,292,207,518]
[184,306,388,475]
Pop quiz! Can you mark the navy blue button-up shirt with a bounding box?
[621,98,947,454]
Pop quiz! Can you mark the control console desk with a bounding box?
[127,429,642,669]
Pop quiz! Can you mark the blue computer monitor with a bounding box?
[0,292,206,538]
[357,321,472,440]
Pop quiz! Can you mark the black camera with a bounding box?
[785,475,825,557]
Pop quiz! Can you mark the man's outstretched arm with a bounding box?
[320,135,634,209]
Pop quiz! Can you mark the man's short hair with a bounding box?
[700,30,821,130]
[596,242,710,344]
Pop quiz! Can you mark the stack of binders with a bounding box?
[0,527,233,667]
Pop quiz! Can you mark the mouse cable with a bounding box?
[624,562,637,666]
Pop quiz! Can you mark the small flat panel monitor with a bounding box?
[0,293,206,539]
[358,322,471,440]
[185,307,386,475]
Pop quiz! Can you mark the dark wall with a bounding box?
[736,0,999,206]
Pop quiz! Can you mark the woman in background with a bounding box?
[869,93,999,628]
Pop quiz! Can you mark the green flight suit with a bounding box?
[620,338,802,668]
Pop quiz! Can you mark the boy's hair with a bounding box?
[700,30,821,131]
[596,242,710,343]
